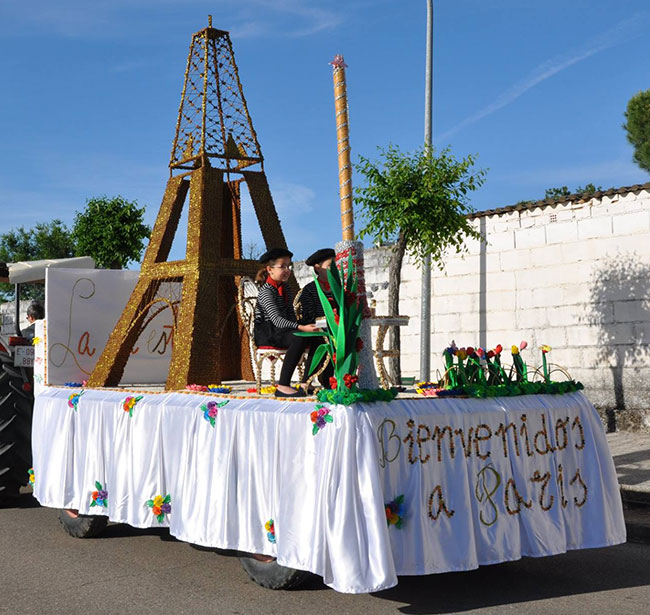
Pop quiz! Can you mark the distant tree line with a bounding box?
[0,196,150,300]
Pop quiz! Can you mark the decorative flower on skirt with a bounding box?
[146,494,171,523]
[265,518,276,543]
[385,494,405,529]
[67,391,84,411]
[90,481,108,508]
[122,395,143,417]
[310,404,333,435]
[28,468,34,486]
[200,400,229,427]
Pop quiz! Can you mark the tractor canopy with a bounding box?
[0,257,95,285]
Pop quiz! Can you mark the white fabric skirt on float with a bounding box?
[32,388,626,594]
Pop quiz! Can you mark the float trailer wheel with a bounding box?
[58,509,108,538]
[238,555,311,590]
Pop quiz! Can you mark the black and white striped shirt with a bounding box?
[254,282,298,330]
[298,280,334,325]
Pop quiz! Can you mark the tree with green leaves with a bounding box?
[0,220,75,300]
[72,196,151,269]
[354,145,486,383]
[624,89,650,173]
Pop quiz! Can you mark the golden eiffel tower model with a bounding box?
[88,17,292,389]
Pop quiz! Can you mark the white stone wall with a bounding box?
[296,185,650,430]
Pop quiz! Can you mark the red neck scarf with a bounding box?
[267,276,287,302]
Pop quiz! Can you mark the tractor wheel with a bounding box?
[0,345,34,502]
[238,555,311,590]
[58,509,108,538]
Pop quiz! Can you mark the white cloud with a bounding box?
[438,12,649,142]
[0,0,344,40]
[270,181,316,213]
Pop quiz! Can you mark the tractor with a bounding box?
[0,257,94,501]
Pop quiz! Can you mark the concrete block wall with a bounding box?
[296,184,650,431]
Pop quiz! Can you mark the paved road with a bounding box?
[1,494,649,615]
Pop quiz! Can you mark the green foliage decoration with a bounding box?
[295,255,363,392]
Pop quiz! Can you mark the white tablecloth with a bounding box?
[32,389,625,593]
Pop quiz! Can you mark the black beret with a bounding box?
[258,247,293,263]
[305,248,335,267]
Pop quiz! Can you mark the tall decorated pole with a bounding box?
[330,54,378,389]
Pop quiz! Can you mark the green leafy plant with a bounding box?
[295,255,363,394]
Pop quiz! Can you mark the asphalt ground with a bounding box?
[1,493,649,615]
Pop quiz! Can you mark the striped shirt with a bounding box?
[254,282,298,330]
[298,280,334,324]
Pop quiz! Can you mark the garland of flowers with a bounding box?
[316,387,397,405]
[436,380,584,398]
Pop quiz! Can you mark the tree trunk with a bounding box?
[388,230,407,385]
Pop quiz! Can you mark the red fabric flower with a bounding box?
[329,377,338,389]
[343,373,359,389]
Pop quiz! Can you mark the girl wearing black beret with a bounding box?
[254,248,320,397]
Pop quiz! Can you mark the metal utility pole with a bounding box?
[420,0,433,382]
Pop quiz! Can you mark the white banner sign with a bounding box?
[45,269,176,384]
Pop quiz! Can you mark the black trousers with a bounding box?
[254,323,333,386]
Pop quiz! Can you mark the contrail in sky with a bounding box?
[438,12,648,142]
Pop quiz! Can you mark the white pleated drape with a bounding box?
[32,389,625,594]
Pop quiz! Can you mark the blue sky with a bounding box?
[1,0,649,263]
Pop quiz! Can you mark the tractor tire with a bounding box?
[238,555,311,590]
[58,509,108,538]
[0,345,34,502]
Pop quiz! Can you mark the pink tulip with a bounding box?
[519,340,528,351]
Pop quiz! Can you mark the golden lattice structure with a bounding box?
[170,16,263,174]
[88,18,293,390]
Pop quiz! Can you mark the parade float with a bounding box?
[29,19,625,594]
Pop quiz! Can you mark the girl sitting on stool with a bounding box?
[254,248,320,398]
